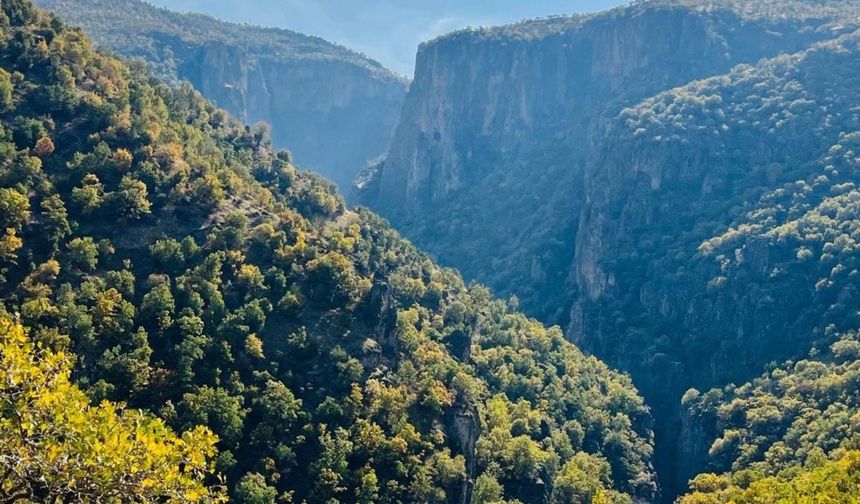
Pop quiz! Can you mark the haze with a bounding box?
[146,0,628,76]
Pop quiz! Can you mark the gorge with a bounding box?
[2,0,860,502]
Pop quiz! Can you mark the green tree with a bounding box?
[141,281,176,330]
[39,194,71,249]
[67,236,98,271]
[180,387,247,448]
[0,68,13,112]
[71,173,105,214]
[472,473,504,504]
[112,175,151,220]
[551,453,613,504]
[233,473,277,504]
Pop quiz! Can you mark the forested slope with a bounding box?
[356,0,860,499]
[0,1,655,502]
[573,30,860,492]
[34,0,408,189]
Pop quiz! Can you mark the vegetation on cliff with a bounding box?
[678,449,860,503]
[682,328,860,487]
[358,0,860,499]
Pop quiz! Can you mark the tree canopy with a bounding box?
[0,1,656,502]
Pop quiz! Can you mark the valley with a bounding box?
[1,0,860,502]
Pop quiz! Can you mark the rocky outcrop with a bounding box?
[358,1,860,500]
[362,0,854,214]
[448,401,481,504]
[36,0,408,189]
[357,2,859,332]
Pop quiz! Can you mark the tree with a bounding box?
[0,187,29,230]
[112,175,151,220]
[180,387,247,448]
[9,116,45,150]
[33,135,54,157]
[550,453,613,504]
[67,236,98,271]
[39,194,70,249]
[0,68,13,113]
[71,173,105,214]
[357,469,380,504]
[151,238,186,271]
[233,473,277,504]
[141,281,176,330]
[304,252,369,307]
[253,380,301,426]
[0,317,224,503]
[113,147,133,170]
[472,473,504,504]
[0,228,22,263]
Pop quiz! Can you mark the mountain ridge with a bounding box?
[35,0,408,189]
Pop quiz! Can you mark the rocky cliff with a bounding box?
[570,30,860,493]
[358,0,860,499]
[36,0,408,189]
[359,1,859,327]
[364,0,855,212]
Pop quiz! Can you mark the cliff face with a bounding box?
[364,2,849,213]
[359,1,858,327]
[581,31,860,491]
[36,0,408,189]
[359,1,860,500]
[181,43,407,188]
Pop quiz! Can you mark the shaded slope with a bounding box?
[571,29,860,496]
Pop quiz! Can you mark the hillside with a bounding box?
[0,1,656,502]
[574,30,860,493]
[356,0,860,499]
[357,0,860,325]
[34,0,408,189]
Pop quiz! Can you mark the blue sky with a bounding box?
[148,0,628,76]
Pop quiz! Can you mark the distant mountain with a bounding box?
[357,0,860,499]
[0,0,657,502]
[35,0,408,189]
[144,0,628,75]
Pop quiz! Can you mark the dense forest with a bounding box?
[0,1,656,502]
[356,0,860,501]
[34,0,408,189]
[4,0,860,502]
[577,28,860,492]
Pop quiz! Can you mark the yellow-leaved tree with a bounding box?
[0,316,225,503]
[679,450,860,503]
